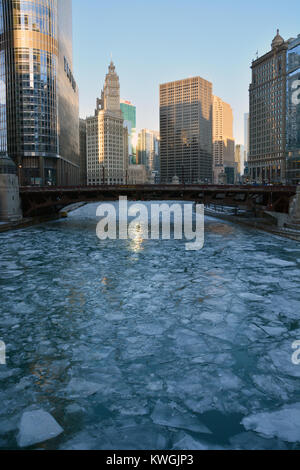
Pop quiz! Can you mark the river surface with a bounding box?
[0,202,300,450]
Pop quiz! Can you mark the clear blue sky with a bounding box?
[73,0,300,144]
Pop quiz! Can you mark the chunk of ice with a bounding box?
[265,259,296,267]
[66,378,102,398]
[17,410,63,448]
[242,403,300,443]
[151,401,212,434]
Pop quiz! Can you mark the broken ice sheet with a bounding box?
[17,410,63,448]
[65,378,103,398]
[151,401,212,434]
[242,403,300,443]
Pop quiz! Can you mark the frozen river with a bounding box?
[0,202,300,450]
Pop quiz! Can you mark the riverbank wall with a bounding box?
[205,207,300,242]
[0,202,86,233]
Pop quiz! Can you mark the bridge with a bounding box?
[19,184,297,218]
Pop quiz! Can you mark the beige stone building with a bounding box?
[86,62,128,185]
[249,30,288,183]
[213,96,235,184]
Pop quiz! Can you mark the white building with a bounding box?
[86,62,128,185]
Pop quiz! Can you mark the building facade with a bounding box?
[212,96,235,184]
[160,76,213,184]
[137,128,160,178]
[79,118,87,185]
[86,61,128,185]
[249,30,288,184]
[127,164,147,184]
[235,144,244,183]
[244,112,249,164]
[286,35,300,184]
[0,0,80,186]
[120,99,136,165]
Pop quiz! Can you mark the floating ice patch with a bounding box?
[242,403,300,443]
[172,433,214,450]
[17,410,63,448]
[66,378,103,398]
[151,401,212,434]
[265,259,296,267]
[238,293,264,301]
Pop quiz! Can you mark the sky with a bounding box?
[73,0,300,144]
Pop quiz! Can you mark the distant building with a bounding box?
[249,30,288,183]
[86,62,128,185]
[137,129,160,179]
[244,113,249,164]
[235,144,245,183]
[79,119,87,185]
[127,164,147,184]
[286,35,300,184]
[0,0,80,186]
[160,77,213,184]
[213,96,235,184]
[120,100,137,164]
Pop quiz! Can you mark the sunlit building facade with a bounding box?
[160,76,213,184]
[286,35,300,184]
[249,30,288,184]
[0,0,79,186]
[86,61,128,185]
[212,96,235,184]
[137,129,160,177]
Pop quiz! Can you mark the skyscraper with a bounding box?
[86,61,128,185]
[286,35,300,184]
[249,30,288,184]
[212,96,235,184]
[137,129,160,175]
[0,0,80,186]
[160,76,213,184]
[79,118,87,185]
[244,113,249,163]
[120,99,136,164]
[235,144,244,182]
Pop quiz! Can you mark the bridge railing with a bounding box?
[19,183,297,193]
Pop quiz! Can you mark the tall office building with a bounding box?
[244,113,249,163]
[235,144,244,182]
[137,129,160,174]
[79,118,87,185]
[286,35,300,184]
[249,30,288,184]
[0,0,79,186]
[212,96,235,184]
[120,99,136,164]
[160,76,213,184]
[86,61,128,185]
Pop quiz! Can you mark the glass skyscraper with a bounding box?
[120,99,136,164]
[286,35,300,184]
[0,0,79,186]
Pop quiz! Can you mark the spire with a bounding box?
[108,53,115,73]
[272,29,284,49]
